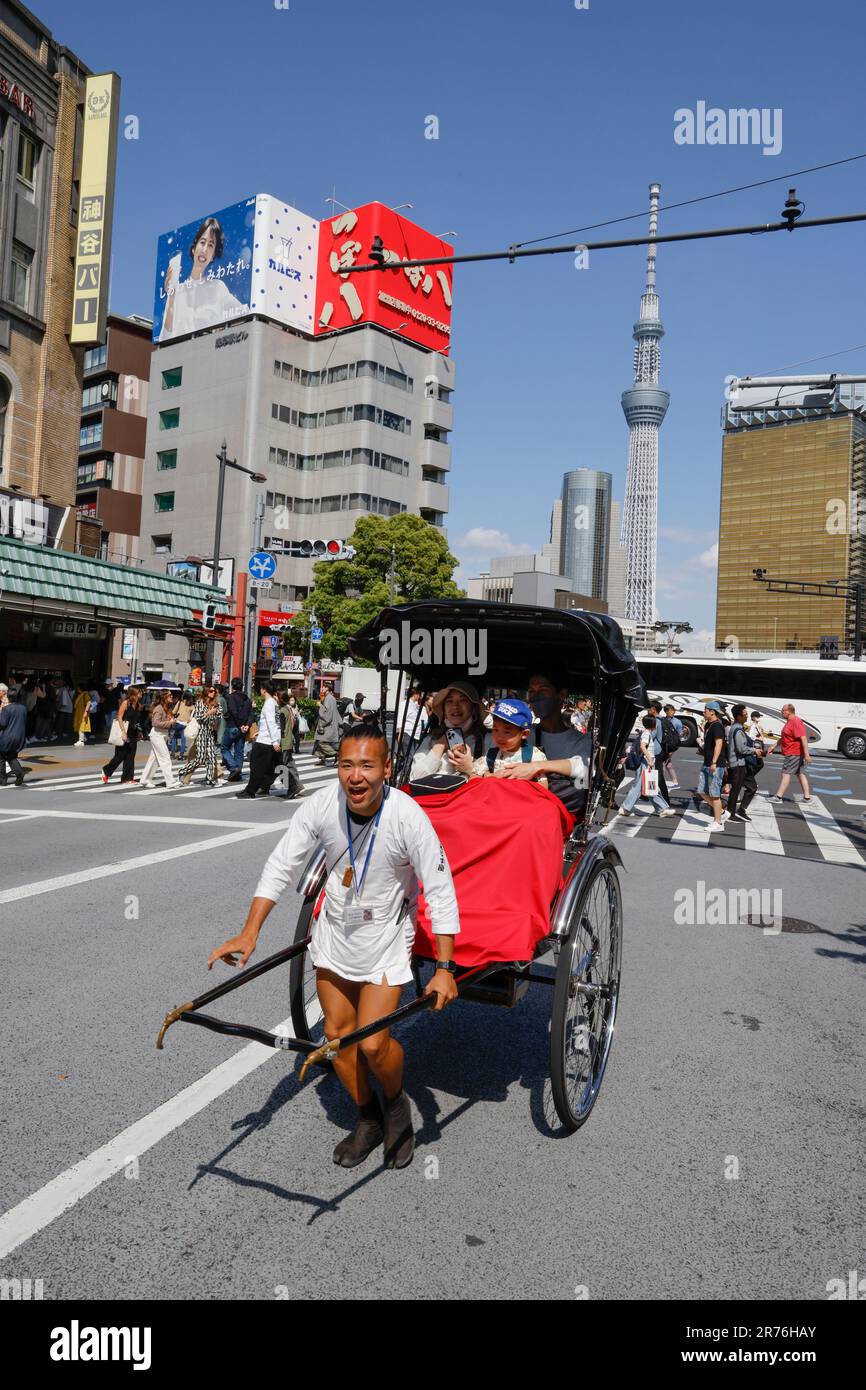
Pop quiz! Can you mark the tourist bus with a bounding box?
[634,654,866,759]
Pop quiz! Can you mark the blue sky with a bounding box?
[38,0,866,640]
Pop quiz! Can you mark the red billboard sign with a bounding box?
[315,203,453,353]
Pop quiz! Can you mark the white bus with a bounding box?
[633,654,866,759]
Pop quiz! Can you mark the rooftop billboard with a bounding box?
[315,203,454,353]
[153,197,256,343]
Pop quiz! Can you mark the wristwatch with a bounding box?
[435,959,457,974]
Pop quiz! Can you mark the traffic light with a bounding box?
[294,539,357,561]
[202,603,218,631]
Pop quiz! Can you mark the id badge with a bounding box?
[344,905,374,928]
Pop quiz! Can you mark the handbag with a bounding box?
[297,714,309,735]
[184,717,200,743]
[245,721,259,743]
[641,766,659,798]
[108,718,127,747]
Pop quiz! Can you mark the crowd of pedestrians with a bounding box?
[617,692,814,831]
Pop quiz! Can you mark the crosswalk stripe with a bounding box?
[744,793,786,855]
[797,793,865,867]
[670,806,717,846]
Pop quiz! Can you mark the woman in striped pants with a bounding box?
[181,687,222,786]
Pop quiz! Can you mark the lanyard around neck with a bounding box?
[345,787,388,899]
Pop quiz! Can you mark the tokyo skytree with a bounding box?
[620,182,670,625]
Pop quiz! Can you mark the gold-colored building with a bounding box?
[716,410,866,652]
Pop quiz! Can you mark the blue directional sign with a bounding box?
[311,626,324,642]
[248,551,276,580]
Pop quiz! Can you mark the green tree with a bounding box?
[285,514,463,661]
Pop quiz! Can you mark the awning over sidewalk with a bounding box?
[0,537,229,635]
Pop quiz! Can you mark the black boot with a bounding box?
[333,1096,384,1168]
[383,1088,414,1169]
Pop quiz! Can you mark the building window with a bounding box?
[156,450,177,471]
[268,446,288,468]
[380,452,409,477]
[327,364,349,384]
[0,376,10,471]
[79,421,103,448]
[16,133,38,195]
[154,491,175,513]
[159,408,180,430]
[382,408,409,434]
[161,367,183,390]
[81,380,117,410]
[10,242,32,310]
[77,459,113,485]
[293,498,315,514]
[84,345,107,371]
[353,403,377,424]
[384,366,413,392]
[298,410,319,429]
[151,534,172,553]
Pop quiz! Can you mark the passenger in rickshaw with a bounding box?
[409,681,491,782]
[497,670,589,816]
[467,699,548,786]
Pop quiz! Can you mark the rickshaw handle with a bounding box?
[156,937,312,1049]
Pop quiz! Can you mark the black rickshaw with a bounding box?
[157,601,646,1133]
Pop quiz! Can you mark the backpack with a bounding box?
[659,716,681,755]
[624,736,642,771]
[742,730,762,775]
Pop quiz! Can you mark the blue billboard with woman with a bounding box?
[153,197,255,342]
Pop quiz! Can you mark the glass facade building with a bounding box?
[716,410,866,652]
[559,468,612,602]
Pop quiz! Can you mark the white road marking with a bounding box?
[670,806,718,846]
[842,799,866,807]
[0,808,259,828]
[743,792,786,856]
[797,794,865,867]
[0,820,291,905]
[0,1017,294,1262]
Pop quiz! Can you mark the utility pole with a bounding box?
[389,545,397,606]
[244,493,266,696]
[307,607,318,698]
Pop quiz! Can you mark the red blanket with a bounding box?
[410,778,574,967]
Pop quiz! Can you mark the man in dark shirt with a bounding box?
[697,701,726,832]
[223,677,254,783]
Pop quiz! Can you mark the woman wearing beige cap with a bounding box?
[409,681,490,781]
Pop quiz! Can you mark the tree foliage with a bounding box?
[284,514,463,661]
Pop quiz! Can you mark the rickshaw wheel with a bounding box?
[549,859,622,1132]
[288,898,331,1063]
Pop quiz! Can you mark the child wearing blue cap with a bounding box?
[470,700,547,785]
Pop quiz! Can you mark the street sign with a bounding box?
[248,551,276,580]
[251,579,273,591]
[311,626,323,642]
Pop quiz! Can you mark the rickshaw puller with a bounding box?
[207,724,460,1170]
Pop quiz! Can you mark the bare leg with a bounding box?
[356,979,405,1100]
[798,768,811,798]
[776,772,791,799]
[315,970,371,1105]
[710,795,723,825]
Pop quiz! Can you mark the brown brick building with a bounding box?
[0,0,91,543]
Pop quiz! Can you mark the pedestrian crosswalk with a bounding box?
[0,751,338,802]
[604,782,866,867]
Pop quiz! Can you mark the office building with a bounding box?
[606,498,627,617]
[137,196,454,682]
[559,467,611,601]
[716,386,866,651]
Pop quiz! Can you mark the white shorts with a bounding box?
[309,906,416,987]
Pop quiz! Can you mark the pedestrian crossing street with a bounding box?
[604,780,866,868]
[0,750,338,803]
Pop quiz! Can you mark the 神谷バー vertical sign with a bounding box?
[69,73,121,345]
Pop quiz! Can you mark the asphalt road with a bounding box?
[0,743,863,1301]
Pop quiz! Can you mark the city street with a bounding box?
[0,743,862,1300]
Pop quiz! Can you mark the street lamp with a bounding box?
[753,568,863,661]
